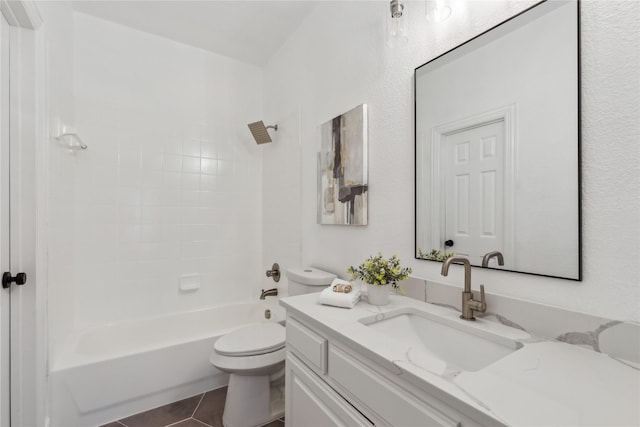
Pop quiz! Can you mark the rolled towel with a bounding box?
[318,279,361,309]
[332,283,352,293]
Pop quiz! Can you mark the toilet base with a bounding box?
[222,374,285,427]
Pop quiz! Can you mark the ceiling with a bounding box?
[71,1,318,66]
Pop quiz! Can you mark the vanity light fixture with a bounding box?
[426,0,452,22]
[387,0,408,47]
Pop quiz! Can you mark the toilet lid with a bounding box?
[214,323,285,357]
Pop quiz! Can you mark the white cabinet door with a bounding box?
[285,353,372,427]
[328,345,461,427]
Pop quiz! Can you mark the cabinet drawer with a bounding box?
[286,354,372,427]
[329,345,461,427]
[287,316,328,374]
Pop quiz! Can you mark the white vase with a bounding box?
[367,283,390,305]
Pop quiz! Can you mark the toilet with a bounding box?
[209,267,336,427]
[286,267,337,296]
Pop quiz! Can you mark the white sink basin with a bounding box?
[360,308,520,372]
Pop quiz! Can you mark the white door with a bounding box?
[0,12,10,427]
[443,120,504,265]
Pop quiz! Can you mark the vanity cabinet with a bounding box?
[285,314,484,427]
[286,353,372,427]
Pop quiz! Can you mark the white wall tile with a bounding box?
[201,141,217,159]
[162,139,182,156]
[218,160,234,176]
[117,188,142,206]
[200,174,217,191]
[140,171,163,189]
[181,190,201,207]
[162,154,182,173]
[162,207,183,224]
[118,149,142,170]
[49,11,265,331]
[182,156,201,174]
[162,172,182,189]
[141,153,162,173]
[183,140,201,157]
[118,167,142,187]
[181,173,201,191]
[201,158,218,175]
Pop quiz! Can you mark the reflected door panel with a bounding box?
[444,121,505,265]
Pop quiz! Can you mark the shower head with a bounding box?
[247,121,278,144]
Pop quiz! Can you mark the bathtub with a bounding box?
[49,300,285,427]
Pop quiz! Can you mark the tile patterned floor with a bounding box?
[100,387,284,427]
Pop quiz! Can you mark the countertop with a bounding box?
[280,292,640,426]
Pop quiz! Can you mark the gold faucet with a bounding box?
[441,256,486,321]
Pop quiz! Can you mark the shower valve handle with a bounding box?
[266,263,281,283]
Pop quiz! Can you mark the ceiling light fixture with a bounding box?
[388,0,408,47]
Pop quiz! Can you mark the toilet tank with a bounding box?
[286,267,337,296]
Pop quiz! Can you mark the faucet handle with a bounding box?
[265,263,281,283]
[482,251,504,268]
[478,285,487,313]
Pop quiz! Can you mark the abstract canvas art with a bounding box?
[317,104,368,225]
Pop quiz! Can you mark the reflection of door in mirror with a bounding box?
[443,120,508,268]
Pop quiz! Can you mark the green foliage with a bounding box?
[417,248,455,262]
[348,253,412,289]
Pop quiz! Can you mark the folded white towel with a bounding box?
[318,278,361,309]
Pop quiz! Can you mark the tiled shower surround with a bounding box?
[48,11,265,354]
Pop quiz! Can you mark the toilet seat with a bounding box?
[214,323,285,357]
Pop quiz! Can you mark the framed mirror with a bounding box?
[415,0,580,280]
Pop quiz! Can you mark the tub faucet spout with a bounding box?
[260,288,278,300]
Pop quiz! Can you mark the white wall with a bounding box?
[263,0,640,321]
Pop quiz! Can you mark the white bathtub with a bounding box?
[49,300,285,427]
